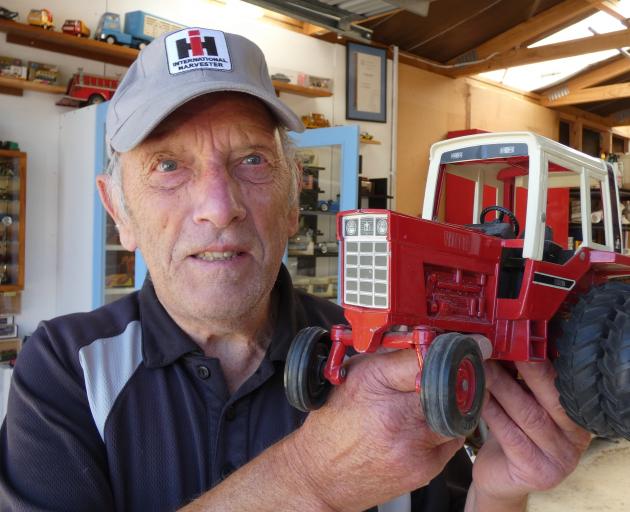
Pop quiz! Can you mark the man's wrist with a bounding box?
[465,482,528,512]
[279,428,338,511]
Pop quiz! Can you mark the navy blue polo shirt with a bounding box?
[0,265,470,511]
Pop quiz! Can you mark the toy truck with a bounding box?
[284,131,630,440]
[27,8,53,29]
[94,11,183,50]
[56,70,119,107]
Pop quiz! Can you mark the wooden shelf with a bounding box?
[0,75,65,96]
[360,138,381,145]
[272,80,332,98]
[0,19,138,67]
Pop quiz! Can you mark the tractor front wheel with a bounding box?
[284,326,332,412]
[421,333,485,438]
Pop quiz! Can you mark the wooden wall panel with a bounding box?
[396,63,560,216]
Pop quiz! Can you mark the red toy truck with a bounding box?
[57,70,119,107]
[284,131,630,440]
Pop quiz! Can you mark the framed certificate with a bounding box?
[346,42,387,123]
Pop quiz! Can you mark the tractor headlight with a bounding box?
[376,217,388,236]
[345,218,358,237]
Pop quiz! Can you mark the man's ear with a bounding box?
[287,204,300,237]
[95,175,137,252]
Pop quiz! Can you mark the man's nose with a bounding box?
[191,168,247,228]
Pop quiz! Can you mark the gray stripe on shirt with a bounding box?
[78,320,143,441]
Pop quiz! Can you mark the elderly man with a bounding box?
[0,27,589,511]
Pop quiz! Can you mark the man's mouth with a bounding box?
[194,251,240,262]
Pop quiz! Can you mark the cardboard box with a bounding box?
[297,72,333,91]
[0,337,20,361]
[27,61,59,85]
[0,56,27,80]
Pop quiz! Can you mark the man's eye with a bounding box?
[157,159,178,172]
[242,155,263,165]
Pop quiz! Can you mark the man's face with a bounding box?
[107,93,299,327]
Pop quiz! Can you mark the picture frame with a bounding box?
[0,323,17,339]
[346,42,387,123]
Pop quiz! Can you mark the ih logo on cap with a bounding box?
[165,28,232,75]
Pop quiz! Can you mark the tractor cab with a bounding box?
[422,131,622,262]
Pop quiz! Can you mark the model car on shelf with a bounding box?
[27,8,54,29]
[301,113,330,129]
[285,131,630,441]
[56,69,120,108]
[62,19,90,37]
[0,7,18,20]
[288,233,314,256]
[315,241,338,255]
[94,11,183,50]
[318,198,340,212]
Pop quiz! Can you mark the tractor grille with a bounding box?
[344,239,389,308]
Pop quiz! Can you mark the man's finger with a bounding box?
[484,361,578,458]
[346,348,420,393]
[514,360,591,444]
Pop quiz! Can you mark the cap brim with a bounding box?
[109,81,304,153]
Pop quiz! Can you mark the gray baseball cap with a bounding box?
[106,27,304,153]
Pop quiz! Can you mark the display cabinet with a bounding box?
[57,102,146,315]
[288,125,360,302]
[0,150,26,292]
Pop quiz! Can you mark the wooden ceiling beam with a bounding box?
[606,108,630,125]
[591,0,630,26]
[449,0,603,64]
[541,81,630,106]
[542,55,630,95]
[559,105,616,128]
[450,26,630,77]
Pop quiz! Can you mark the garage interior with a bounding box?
[1,0,630,509]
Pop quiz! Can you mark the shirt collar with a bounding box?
[139,265,305,368]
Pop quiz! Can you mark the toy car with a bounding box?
[318,199,340,212]
[62,19,90,37]
[56,69,120,108]
[27,8,54,30]
[0,7,18,20]
[285,131,630,441]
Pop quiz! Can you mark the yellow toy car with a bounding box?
[27,8,54,30]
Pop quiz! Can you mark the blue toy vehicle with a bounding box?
[95,11,183,49]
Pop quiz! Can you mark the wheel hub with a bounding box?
[456,358,476,414]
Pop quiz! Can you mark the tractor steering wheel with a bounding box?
[479,205,520,238]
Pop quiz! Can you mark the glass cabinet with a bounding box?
[288,125,360,302]
[0,150,26,292]
[58,103,146,315]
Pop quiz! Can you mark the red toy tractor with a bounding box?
[284,131,630,440]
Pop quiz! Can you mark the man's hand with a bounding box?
[466,360,592,511]
[287,349,465,511]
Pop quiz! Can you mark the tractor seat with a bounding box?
[465,222,515,239]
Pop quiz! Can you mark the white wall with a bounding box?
[0,0,393,334]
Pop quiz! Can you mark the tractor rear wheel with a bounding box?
[284,326,332,412]
[421,333,485,438]
[554,282,630,438]
[599,291,630,440]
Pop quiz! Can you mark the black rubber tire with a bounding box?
[554,282,630,438]
[87,94,105,105]
[284,326,332,412]
[105,35,116,45]
[421,333,485,438]
[599,291,630,440]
